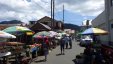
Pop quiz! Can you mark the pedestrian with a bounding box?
[60,36,65,55]
[45,38,50,50]
[42,39,49,61]
[65,36,69,49]
[69,36,72,49]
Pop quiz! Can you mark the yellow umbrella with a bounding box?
[81,27,108,35]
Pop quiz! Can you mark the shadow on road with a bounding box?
[34,59,46,63]
[72,59,78,64]
[56,53,62,56]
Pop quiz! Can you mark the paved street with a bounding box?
[31,40,85,64]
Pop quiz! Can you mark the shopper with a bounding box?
[42,39,49,61]
[60,36,65,55]
[65,36,69,49]
[69,36,72,49]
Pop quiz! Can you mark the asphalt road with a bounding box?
[31,40,85,64]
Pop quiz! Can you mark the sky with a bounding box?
[0,0,104,26]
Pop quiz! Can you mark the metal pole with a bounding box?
[63,5,64,30]
[53,0,55,30]
[51,0,53,29]
[63,5,64,23]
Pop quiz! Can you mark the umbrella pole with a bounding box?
[93,35,97,43]
[26,34,27,44]
[19,36,21,42]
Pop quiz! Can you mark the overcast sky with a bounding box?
[0,0,104,25]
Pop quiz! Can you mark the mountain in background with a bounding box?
[64,23,80,31]
[0,20,80,31]
[0,20,23,24]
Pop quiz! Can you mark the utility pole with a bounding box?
[63,5,64,30]
[53,0,55,30]
[51,0,53,29]
[63,5,64,23]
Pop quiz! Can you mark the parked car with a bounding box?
[79,36,93,46]
[75,35,81,42]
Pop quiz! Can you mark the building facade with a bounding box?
[29,16,64,31]
[92,0,113,44]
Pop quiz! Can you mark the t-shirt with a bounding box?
[60,38,65,45]
[64,37,69,43]
[45,40,49,44]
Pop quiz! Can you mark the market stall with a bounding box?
[80,27,108,64]
[22,43,41,62]
[2,26,34,44]
[0,31,16,64]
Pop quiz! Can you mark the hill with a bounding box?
[0,20,23,24]
[64,23,80,30]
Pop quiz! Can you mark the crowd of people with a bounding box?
[59,35,72,55]
[40,35,73,61]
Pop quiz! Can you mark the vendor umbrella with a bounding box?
[2,26,33,42]
[33,31,50,38]
[81,27,108,35]
[49,31,57,37]
[2,26,32,34]
[55,32,66,40]
[33,35,48,39]
[0,31,16,38]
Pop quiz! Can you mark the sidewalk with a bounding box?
[31,40,85,64]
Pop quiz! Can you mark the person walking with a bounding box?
[65,36,69,49]
[42,39,49,61]
[69,36,72,49]
[60,36,65,55]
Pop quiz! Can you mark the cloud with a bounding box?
[0,0,49,23]
[0,0,104,24]
[55,0,104,16]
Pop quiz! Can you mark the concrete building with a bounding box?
[92,0,113,44]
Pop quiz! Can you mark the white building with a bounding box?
[82,20,92,26]
[81,20,92,31]
[92,0,113,44]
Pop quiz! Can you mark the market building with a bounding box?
[92,0,113,44]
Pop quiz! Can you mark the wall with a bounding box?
[92,11,106,27]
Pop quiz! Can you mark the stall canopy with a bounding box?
[0,31,16,38]
[33,31,50,38]
[81,27,108,35]
[3,26,31,32]
[49,31,57,37]
[2,26,33,35]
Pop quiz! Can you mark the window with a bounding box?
[110,0,113,6]
[111,24,113,28]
